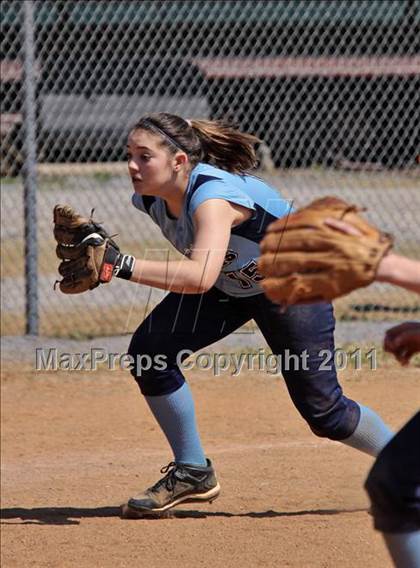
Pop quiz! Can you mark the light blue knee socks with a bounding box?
[384,531,420,568]
[146,394,392,465]
[145,382,207,466]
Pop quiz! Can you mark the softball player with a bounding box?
[121,112,393,516]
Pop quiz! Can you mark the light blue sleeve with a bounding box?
[188,180,256,216]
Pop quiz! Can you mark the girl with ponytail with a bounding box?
[119,112,392,519]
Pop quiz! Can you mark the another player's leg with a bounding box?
[253,296,393,456]
[365,412,420,567]
[124,287,252,516]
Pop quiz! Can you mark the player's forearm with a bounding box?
[129,258,213,294]
[376,253,420,294]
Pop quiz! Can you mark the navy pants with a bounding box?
[128,287,360,440]
[365,411,420,533]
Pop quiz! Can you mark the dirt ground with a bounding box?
[1,361,419,568]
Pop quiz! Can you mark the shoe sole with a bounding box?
[123,483,221,518]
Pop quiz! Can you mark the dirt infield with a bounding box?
[1,361,419,568]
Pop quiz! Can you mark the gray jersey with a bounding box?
[132,162,291,297]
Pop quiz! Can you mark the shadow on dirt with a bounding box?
[0,506,367,525]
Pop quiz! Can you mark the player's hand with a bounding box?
[383,322,420,365]
[323,217,363,236]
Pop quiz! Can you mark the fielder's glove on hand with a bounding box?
[257,196,393,305]
[53,204,135,294]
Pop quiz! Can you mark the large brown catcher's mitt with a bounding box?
[258,196,393,305]
[53,205,121,294]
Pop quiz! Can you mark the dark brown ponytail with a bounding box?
[131,112,260,174]
[189,118,260,174]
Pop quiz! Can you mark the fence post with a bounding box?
[22,0,39,335]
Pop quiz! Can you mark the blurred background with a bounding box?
[1,0,419,339]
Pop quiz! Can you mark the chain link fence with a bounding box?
[1,0,419,338]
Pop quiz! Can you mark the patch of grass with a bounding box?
[266,167,420,190]
[92,172,113,183]
[334,289,420,322]
[0,176,20,185]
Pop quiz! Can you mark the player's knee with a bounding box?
[134,365,185,397]
[304,398,360,441]
[127,332,159,379]
[127,334,185,396]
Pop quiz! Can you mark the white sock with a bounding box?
[341,404,394,457]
